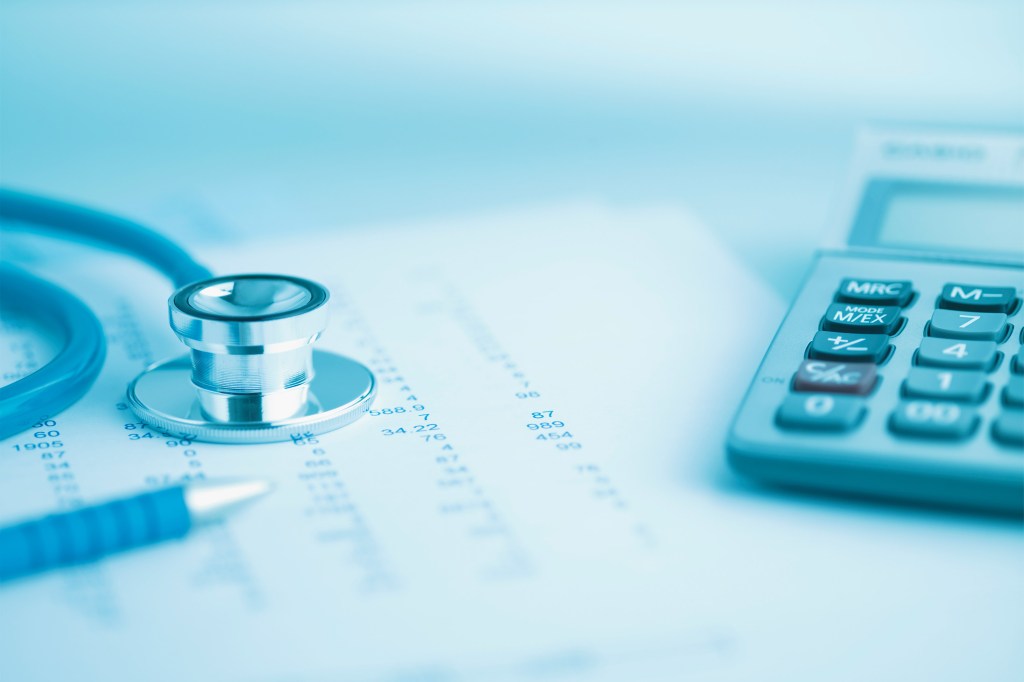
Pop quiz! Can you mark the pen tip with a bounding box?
[184,478,273,523]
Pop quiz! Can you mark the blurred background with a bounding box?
[1,0,1022,295]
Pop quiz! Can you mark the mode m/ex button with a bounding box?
[821,303,902,335]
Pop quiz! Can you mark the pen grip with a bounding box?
[0,486,191,582]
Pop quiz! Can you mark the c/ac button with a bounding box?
[793,360,877,395]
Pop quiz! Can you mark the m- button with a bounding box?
[939,283,1018,313]
[836,278,913,306]
[821,303,902,335]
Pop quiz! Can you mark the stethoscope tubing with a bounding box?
[0,188,212,437]
[0,264,106,439]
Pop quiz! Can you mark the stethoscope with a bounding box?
[0,189,375,443]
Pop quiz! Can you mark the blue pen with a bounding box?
[0,479,271,582]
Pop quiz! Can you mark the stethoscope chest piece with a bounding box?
[126,274,375,443]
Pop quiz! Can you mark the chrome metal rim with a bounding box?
[126,350,376,443]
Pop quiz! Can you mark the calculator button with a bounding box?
[1004,376,1024,408]
[915,338,998,370]
[992,411,1024,448]
[836,278,913,306]
[927,310,1007,341]
[821,303,902,335]
[793,360,877,395]
[902,368,988,403]
[1013,349,1024,375]
[939,284,1017,313]
[889,401,978,440]
[809,331,889,363]
[777,394,865,431]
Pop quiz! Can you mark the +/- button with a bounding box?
[821,303,902,335]
[939,283,1017,313]
[793,360,877,395]
[916,338,998,371]
[836,278,913,306]
[889,400,978,440]
[809,331,890,363]
[927,310,1007,341]
[777,394,866,432]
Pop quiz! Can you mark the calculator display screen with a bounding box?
[850,180,1024,258]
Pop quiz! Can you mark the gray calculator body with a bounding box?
[728,127,1024,514]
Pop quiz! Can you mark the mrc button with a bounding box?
[821,303,902,334]
[836,278,913,306]
[939,283,1018,313]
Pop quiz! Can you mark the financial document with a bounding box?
[1,203,1021,682]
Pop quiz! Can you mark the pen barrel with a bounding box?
[0,486,191,582]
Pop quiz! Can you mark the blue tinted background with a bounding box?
[2,4,1023,680]
[1,0,1022,292]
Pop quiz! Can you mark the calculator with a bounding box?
[728,127,1024,514]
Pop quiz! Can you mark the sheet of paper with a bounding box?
[1,203,1021,682]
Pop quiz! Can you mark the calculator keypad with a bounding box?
[731,251,1024,514]
[779,282,910,430]
[891,281,1020,446]
[778,275,1023,452]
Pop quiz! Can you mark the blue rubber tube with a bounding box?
[0,264,107,440]
[0,188,214,438]
[0,188,212,288]
[0,485,191,582]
